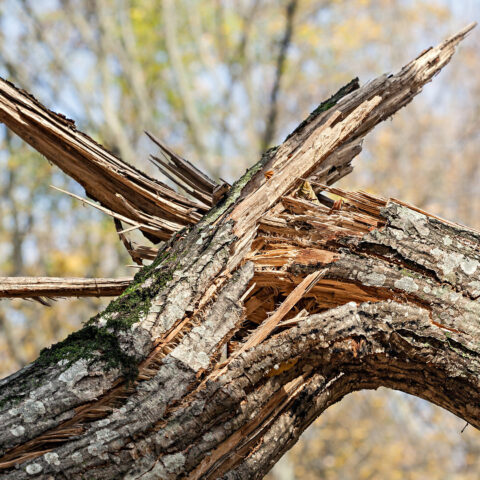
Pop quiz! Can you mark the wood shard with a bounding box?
[238,270,325,354]
[146,131,230,207]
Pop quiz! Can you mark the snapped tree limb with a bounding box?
[0,23,477,480]
[0,79,212,243]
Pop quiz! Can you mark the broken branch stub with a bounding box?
[0,277,133,300]
[0,80,208,243]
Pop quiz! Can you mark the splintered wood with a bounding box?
[0,77,233,267]
[239,186,388,335]
[237,270,325,354]
[147,132,230,207]
[0,24,476,477]
[0,79,225,246]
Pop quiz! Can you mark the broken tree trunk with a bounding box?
[0,24,479,479]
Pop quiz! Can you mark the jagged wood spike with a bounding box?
[227,22,477,241]
[145,131,218,193]
[149,154,212,206]
[146,131,231,206]
[50,185,149,230]
[243,22,478,198]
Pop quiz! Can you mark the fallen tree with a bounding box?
[0,24,479,479]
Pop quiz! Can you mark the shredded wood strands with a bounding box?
[146,131,230,207]
[238,270,325,354]
[222,188,390,367]
[311,182,388,216]
[239,186,388,329]
[0,78,207,242]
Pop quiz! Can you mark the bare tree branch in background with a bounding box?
[17,0,99,125]
[163,0,209,165]
[213,1,261,163]
[0,311,28,367]
[262,0,298,150]
[117,0,154,132]
[95,1,140,163]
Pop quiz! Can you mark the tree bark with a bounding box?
[0,24,478,479]
[0,277,133,300]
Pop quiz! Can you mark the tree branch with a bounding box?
[227,22,476,240]
[262,0,298,150]
[0,77,207,242]
[195,299,480,479]
[0,277,133,300]
[146,131,229,207]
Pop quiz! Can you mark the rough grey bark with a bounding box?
[0,24,478,480]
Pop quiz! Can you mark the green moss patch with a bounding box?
[285,77,360,141]
[37,324,138,381]
[0,393,23,410]
[36,249,180,381]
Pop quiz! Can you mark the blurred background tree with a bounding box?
[0,0,479,478]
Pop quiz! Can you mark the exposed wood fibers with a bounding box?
[0,186,429,470]
[240,186,388,326]
[146,131,229,208]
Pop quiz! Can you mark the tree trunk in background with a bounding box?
[0,24,478,480]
